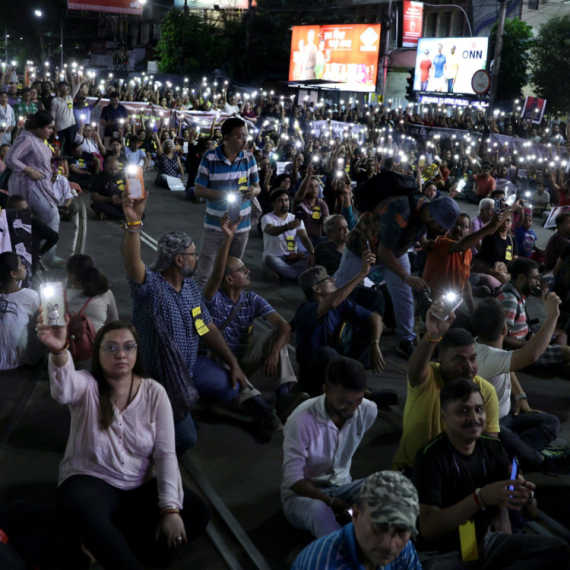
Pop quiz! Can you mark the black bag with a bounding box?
[353,170,420,213]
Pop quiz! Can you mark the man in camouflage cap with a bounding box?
[292,470,421,569]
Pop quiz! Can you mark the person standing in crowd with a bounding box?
[203,214,308,425]
[281,357,377,538]
[544,211,570,272]
[5,111,66,267]
[293,170,329,245]
[36,319,210,570]
[0,252,45,370]
[292,471,422,570]
[336,177,460,358]
[469,198,494,255]
[50,79,80,154]
[65,254,119,333]
[413,379,570,569]
[0,91,16,146]
[472,297,570,472]
[262,188,315,281]
[100,92,129,147]
[14,88,38,119]
[392,300,500,473]
[194,117,260,287]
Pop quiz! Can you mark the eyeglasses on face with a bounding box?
[101,341,138,355]
[226,264,248,275]
[455,223,470,230]
[316,274,334,285]
[180,251,199,258]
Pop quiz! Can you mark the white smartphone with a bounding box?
[40,282,66,327]
[127,166,143,199]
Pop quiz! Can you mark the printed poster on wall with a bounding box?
[402,1,424,48]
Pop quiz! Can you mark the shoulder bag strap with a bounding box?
[218,301,243,332]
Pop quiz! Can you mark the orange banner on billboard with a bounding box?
[289,24,381,92]
[68,0,142,15]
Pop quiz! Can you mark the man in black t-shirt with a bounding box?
[90,157,127,221]
[413,378,569,569]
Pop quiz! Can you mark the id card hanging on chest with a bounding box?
[459,520,479,562]
[312,207,321,220]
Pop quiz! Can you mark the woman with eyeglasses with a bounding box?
[36,319,209,569]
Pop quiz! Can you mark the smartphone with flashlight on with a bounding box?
[508,457,518,494]
[432,292,463,321]
[227,192,242,223]
[456,179,466,193]
[40,282,66,327]
[127,166,143,199]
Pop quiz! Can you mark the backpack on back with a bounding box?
[353,169,421,213]
[67,297,97,361]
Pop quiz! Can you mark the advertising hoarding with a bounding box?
[289,24,381,92]
[68,0,143,15]
[402,1,423,48]
[413,37,489,96]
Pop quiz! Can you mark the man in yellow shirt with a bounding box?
[392,298,500,472]
[446,45,460,93]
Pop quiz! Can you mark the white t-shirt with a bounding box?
[65,289,119,332]
[531,190,550,208]
[75,135,99,155]
[53,174,74,206]
[261,212,305,259]
[0,288,41,370]
[224,103,240,114]
[124,147,147,166]
[475,342,513,419]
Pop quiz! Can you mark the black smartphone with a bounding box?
[227,192,242,223]
[295,209,304,221]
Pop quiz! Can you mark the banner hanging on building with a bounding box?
[68,0,143,15]
[402,1,423,48]
[289,24,381,92]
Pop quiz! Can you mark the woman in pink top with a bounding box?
[36,319,209,570]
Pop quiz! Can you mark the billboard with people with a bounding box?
[288,24,381,92]
[413,37,489,95]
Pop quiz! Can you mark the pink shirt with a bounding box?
[49,354,183,510]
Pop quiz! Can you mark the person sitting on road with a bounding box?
[295,256,385,397]
[281,357,377,539]
[292,471,422,570]
[123,135,149,171]
[90,157,127,221]
[203,213,309,427]
[413,378,570,570]
[422,211,504,326]
[65,254,119,333]
[104,138,127,172]
[121,189,279,450]
[36,320,210,570]
[497,258,570,366]
[261,188,315,281]
[154,138,184,189]
[471,297,569,472]
[0,252,45,370]
[68,142,100,190]
[392,303,500,473]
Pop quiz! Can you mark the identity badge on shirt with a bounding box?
[238,176,248,192]
[286,235,295,251]
[505,246,513,261]
[312,207,321,220]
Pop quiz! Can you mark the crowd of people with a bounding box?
[1,64,570,569]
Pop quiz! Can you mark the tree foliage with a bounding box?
[489,18,533,104]
[529,15,570,115]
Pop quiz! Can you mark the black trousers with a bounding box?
[57,475,210,570]
[91,200,125,220]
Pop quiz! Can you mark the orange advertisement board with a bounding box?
[68,0,142,15]
[289,24,381,92]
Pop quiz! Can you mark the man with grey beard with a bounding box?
[121,189,277,451]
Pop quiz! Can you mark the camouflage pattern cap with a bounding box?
[151,231,194,272]
[359,471,419,537]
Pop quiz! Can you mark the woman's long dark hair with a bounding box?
[0,252,20,289]
[91,321,146,430]
[67,254,110,297]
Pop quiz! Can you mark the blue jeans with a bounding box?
[335,248,415,342]
[174,356,241,454]
[499,411,560,470]
[263,254,311,281]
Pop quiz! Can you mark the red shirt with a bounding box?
[420,60,432,82]
[423,236,472,297]
[474,174,495,197]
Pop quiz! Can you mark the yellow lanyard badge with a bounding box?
[312,207,321,220]
[459,520,479,562]
[286,235,295,251]
[192,306,209,336]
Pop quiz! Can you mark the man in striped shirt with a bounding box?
[194,117,260,288]
[292,471,421,570]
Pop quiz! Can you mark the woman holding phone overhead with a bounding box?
[36,319,209,570]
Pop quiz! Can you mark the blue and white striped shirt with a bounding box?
[195,145,259,234]
[292,523,422,570]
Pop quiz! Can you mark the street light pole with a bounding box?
[60,23,64,69]
[489,0,507,108]
[5,25,8,66]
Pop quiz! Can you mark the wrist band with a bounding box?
[161,509,180,515]
[51,342,69,355]
[475,487,487,510]
[473,489,482,509]
[126,220,142,226]
[514,392,528,401]
[371,340,379,344]
[424,334,443,343]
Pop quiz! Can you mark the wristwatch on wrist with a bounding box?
[515,393,528,401]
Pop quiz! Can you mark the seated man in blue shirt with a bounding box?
[292,471,422,570]
[295,256,384,397]
[203,213,309,426]
[68,142,100,190]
